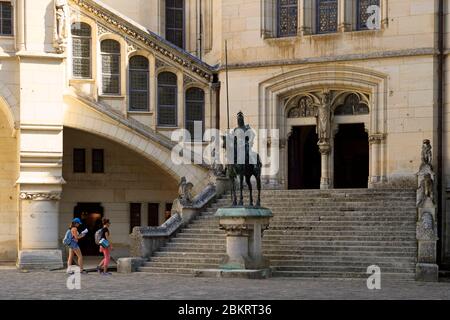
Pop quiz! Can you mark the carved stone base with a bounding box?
[416,263,439,282]
[17,250,63,270]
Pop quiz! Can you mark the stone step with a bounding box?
[138,267,195,275]
[263,235,416,242]
[149,257,222,264]
[264,230,416,237]
[144,262,218,269]
[271,271,415,280]
[272,265,415,273]
[269,257,416,264]
[267,222,416,227]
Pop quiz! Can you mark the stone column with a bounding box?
[368,134,385,187]
[318,142,331,190]
[17,191,63,269]
[15,0,26,51]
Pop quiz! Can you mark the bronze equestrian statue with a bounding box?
[223,112,262,207]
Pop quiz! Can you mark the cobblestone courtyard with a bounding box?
[0,268,449,300]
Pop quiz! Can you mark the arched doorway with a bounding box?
[288,126,321,189]
[334,123,369,188]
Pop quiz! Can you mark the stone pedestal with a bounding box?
[17,192,63,270]
[214,207,273,278]
[214,176,230,197]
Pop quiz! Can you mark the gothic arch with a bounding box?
[258,64,388,188]
[0,88,18,135]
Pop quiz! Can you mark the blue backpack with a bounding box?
[62,229,73,246]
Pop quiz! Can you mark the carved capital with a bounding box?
[318,141,331,155]
[20,192,62,201]
[369,133,385,145]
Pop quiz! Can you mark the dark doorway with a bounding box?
[288,126,321,189]
[334,123,369,189]
[130,203,142,233]
[148,203,159,227]
[74,203,104,256]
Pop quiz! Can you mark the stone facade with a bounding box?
[0,0,450,272]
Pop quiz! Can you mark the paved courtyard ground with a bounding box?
[0,267,450,300]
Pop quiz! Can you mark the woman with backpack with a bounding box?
[97,218,113,275]
[66,218,87,274]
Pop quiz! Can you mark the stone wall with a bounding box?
[0,107,18,261]
[60,127,178,255]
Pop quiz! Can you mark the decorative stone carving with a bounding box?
[155,58,168,69]
[421,139,433,168]
[54,0,69,53]
[287,96,315,118]
[417,140,435,207]
[317,91,332,144]
[415,139,439,281]
[127,40,138,53]
[416,212,438,241]
[71,0,214,82]
[369,133,385,145]
[97,24,110,35]
[184,75,196,86]
[19,192,62,201]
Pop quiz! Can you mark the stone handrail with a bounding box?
[130,183,218,259]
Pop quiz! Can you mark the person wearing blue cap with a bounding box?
[66,218,87,274]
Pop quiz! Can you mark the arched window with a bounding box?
[0,1,12,36]
[357,0,380,30]
[101,39,121,94]
[129,56,149,111]
[277,0,298,37]
[165,0,184,48]
[158,72,178,126]
[334,94,370,116]
[185,88,205,140]
[71,23,91,78]
[316,0,338,34]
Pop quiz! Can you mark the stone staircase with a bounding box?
[139,189,418,280]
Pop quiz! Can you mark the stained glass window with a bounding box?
[71,23,91,78]
[101,39,121,94]
[185,88,205,141]
[129,56,149,111]
[166,0,184,48]
[0,2,12,36]
[357,0,380,30]
[278,0,298,37]
[334,94,370,116]
[316,0,338,34]
[158,72,178,126]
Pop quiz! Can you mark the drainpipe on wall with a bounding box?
[437,0,445,267]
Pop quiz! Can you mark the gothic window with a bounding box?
[316,0,338,34]
[0,2,12,36]
[185,88,205,141]
[357,0,380,30]
[288,96,316,118]
[158,72,178,126]
[71,23,91,78]
[277,0,298,37]
[129,56,149,111]
[334,93,369,116]
[166,0,184,48]
[101,39,121,94]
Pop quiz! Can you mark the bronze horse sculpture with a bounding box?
[223,112,262,207]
